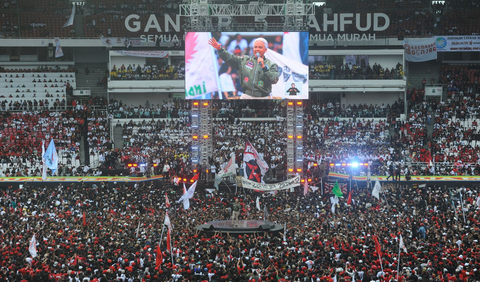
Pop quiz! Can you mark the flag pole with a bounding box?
[459,189,466,223]
[397,238,401,282]
[169,229,174,266]
[159,224,166,248]
[135,220,141,238]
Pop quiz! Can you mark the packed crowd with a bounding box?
[109,99,190,119]
[0,110,84,177]
[2,178,480,282]
[440,64,480,95]
[109,63,184,81]
[304,100,404,119]
[309,63,404,80]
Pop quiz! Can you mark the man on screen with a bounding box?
[286,83,300,96]
[208,37,279,99]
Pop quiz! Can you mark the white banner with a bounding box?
[434,35,480,52]
[54,38,64,58]
[113,50,169,58]
[265,47,309,99]
[403,38,437,62]
[185,32,219,99]
[236,176,301,191]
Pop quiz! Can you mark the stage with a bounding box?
[195,220,283,236]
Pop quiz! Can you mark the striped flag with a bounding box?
[165,194,170,208]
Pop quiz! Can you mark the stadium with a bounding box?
[1,0,480,281]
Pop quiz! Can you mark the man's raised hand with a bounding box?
[208,38,221,50]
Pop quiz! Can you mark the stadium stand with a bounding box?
[2,0,480,280]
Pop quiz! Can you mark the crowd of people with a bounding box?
[109,63,184,81]
[0,110,84,177]
[309,63,404,80]
[2,177,480,281]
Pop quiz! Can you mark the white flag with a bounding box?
[177,181,198,210]
[399,235,407,253]
[217,153,236,178]
[330,196,339,214]
[372,179,382,200]
[185,32,219,99]
[164,212,172,232]
[256,196,261,211]
[41,140,47,181]
[29,235,38,258]
[62,4,76,28]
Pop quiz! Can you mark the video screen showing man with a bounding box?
[185,32,309,100]
[209,37,280,99]
[286,83,300,96]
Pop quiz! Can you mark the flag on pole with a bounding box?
[135,221,141,238]
[62,4,75,28]
[332,181,344,198]
[347,191,352,205]
[29,234,38,258]
[372,179,382,200]
[303,179,308,196]
[166,229,172,252]
[330,196,339,214]
[155,244,163,267]
[82,212,86,226]
[243,140,269,183]
[374,235,382,257]
[177,181,197,210]
[191,173,200,181]
[256,196,261,211]
[399,235,407,253]
[185,32,220,99]
[283,223,286,242]
[217,153,236,178]
[41,140,47,181]
[165,194,170,208]
[164,212,172,232]
[43,139,58,175]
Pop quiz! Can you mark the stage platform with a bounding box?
[195,220,283,236]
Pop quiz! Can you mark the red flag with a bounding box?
[165,194,170,208]
[166,230,172,252]
[347,191,352,205]
[155,245,163,267]
[191,173,200,181]
[374,235,382,257]
[83,212,86,226]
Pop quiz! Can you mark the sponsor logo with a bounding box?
[436,37,447,49]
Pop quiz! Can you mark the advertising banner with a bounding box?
[434,36,480,52]
[403,38,437,62]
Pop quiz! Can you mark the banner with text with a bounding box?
[434,36,480,52]
[403,38,437,62]
[236,176,300,191]
[113,50,169,58]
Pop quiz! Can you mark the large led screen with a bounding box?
[185,32,309,100]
